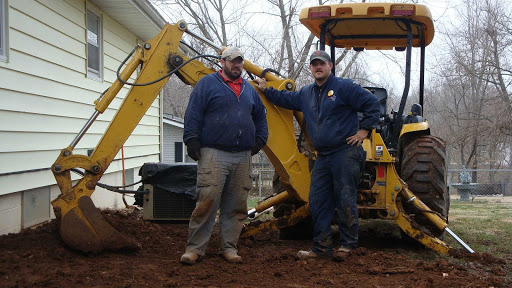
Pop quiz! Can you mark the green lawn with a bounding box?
[445,197,512,257]
[247,196,260,209]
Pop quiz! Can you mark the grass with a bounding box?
[247,196,260,209]
[444,197,512,258]
[246,196,274,221]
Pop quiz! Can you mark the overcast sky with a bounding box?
[150,0,510,98]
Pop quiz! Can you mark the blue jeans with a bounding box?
[309,145,365,255]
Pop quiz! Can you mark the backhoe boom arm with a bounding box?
[51,22,216,253]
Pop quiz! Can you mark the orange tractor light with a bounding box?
[308,6,331,18]
[390,4,415,16]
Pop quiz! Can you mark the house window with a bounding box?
[175,142,183,162]
[86,9,102,79]
[0,0,7,62]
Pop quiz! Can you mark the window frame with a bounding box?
[86,8,103,80]
[0,0,8,62]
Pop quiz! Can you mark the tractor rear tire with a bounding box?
[400,135,449,238]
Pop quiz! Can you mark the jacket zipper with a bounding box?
[315,86,322,127]
[219,77,244,144]
[220,81,244,102]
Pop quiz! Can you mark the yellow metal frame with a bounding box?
[299,3,434,50]
[399,122,429,137]
[243,60,312,203]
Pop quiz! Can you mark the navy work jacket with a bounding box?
[184,72,268,151]
[265,74,380,155]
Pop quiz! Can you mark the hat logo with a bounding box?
[310,50,331,63]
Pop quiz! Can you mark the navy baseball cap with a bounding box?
[310,50,331,63]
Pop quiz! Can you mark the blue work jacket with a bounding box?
[265,74,380,155]
[184,72,268,151]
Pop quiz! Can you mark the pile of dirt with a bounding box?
[0,209,509,288]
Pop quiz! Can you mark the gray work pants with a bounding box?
[185,147,252,256]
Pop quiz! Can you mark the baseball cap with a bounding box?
[309,50,331,63]
[221,46,244,61]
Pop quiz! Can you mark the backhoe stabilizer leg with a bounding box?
[394,211,451,254]
[241,204,310,238]
[53,195,140,253]
[399,183,475,253]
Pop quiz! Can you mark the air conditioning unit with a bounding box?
[143,184,196,221]
[138,163,197,221]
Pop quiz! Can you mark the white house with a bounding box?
[162,113,199,164]
[0,0,168,235]
[162,113,184,163]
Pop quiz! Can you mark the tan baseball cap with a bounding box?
[221,46,244,61]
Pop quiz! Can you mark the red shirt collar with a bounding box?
[218,70,242,84]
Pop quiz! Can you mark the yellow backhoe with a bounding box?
[51,3,473,254]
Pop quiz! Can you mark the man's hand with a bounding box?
[253,78,267,92]
[346,129,369,146]
[251,138,265,156]
[186,138,201,161]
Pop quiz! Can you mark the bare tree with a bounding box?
[152,0,252,46]
[162,76,193,118]
[151,0,249,116]
[151,0,390,117]
[427,0,512,172]
[482,0,512,136]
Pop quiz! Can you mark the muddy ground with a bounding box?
[0,209,509,288]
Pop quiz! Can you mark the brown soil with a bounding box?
[0,209,509,288]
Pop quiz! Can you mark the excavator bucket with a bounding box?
[53,194,140,253]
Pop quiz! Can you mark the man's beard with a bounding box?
[224,66,241,80]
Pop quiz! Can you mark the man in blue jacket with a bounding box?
[180,46,268,265]
[254,50,380,261]
[180,47,268,265]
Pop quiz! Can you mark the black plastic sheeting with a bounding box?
[134,163,198,205]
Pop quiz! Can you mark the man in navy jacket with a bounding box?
[255,50,380,261]
[180,47,268,265]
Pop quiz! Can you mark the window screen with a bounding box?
[175,142,183,162]
[86,10,101,79]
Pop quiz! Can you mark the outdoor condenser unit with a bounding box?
[143,184,196,221]
[138,163,197,221]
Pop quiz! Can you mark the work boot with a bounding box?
[180,252,201,265]
[333,246,352,262]
[296,250,318,260]
[222,251,242,263]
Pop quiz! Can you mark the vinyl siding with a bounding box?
[162,123,184,164]
[0,0,161,196]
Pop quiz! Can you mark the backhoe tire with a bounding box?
[400,135,449,238]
